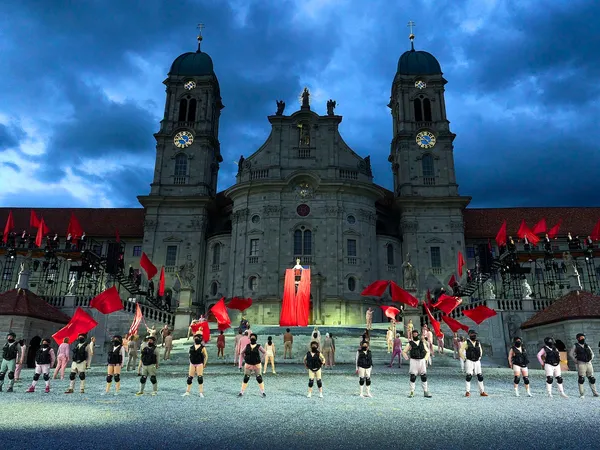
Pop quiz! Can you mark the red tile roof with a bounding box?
[0,289,71,324]
[520,291,600,329]
[0,206,598,240]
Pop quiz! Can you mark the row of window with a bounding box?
[209,275,359,297]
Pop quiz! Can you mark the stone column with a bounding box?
[173,287,194,338]
[314,274,323,325]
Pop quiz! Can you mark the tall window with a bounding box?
[250,239,259,256]
[178,97,197,122]
[348,277,356,292]
[178,99,188,121]
[414,99,423,121]
[132,245,142,257]
[423,98,432,121]
[187,99,197,122]
[347,239,357,257]
[165,246,178,267]
[430,246,441,268]
[386,244,394,265]
[174,154,187,184]
[212,243,221,265]
[248,276,258,291]
[422,154,434,177]
[414,97,432,121]
[210,281,218,296]
[293,229,312,255]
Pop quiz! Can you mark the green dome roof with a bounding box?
[169,50,214,76]
[397,49,442,75]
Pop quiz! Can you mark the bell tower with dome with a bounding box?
[388,23,471,300]
[138,27,224,329]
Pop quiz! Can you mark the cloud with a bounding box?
[0,0,598,209]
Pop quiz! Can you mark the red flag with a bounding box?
[140,252,158,280]
[67,212,84,242]
[448,274,457,288]
[115,228,120,243]
[457,251,466,278]
[426,289,432,308]
[389,281,419,307]
[547,219,562,239]
[361,280,390,297]
[517,220,540,245]
[35,218,46,248]
[128,303,143,336]
[590,219,600,241]
[462,305,497,325]
[210,297,231,329]
[441,314,470,333]
[90,286,123,314]
[158,267,165,296]
[380,305,401,320]
[517,220,528,239]
[227,297,253,311]
[52,307,98,345]
[191,321,210,343]
[495,220,507,247]
[423,302,443,338]
[2,210,14,244]
[532,218,547,235]
[432,294,463,315]
[29,210,40,228]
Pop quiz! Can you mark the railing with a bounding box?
[248,256,259,264]
[297,148,312,158]
[387,265,397,272]
[43,296,65,308]
[176,121,195,128]
[431,267,442,275]
[211,264,220,272]
[415,121,433,129]
[250,169,269,180]
[347,257,357,265]
[165,266,176,273]
[423,176,436,186]
[339,170,359,180]
[174,176,188,185]
[294,256,313,265]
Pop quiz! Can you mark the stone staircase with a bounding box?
[461,251,512,297]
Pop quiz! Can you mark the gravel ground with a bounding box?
[1,331,598,449]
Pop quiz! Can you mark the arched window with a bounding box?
[298,123,310,146]
[187,98,197,122]
[210,281,218,296]
[422,154,435,185]
[174,154,188,184]
[423,98,432,121]
[348,277,356,292]
[248,276,258,291]
[413,99,423,121]
[212,243,221,265]
[387,244,394,265]
[293,228,312,256]
[178,99,188,122]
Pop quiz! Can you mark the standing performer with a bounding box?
[508,336,532,397]
[406,319,414,338]
[365,307,373,331]
[65,334,91,394]
[14,339,26,382]
[137,336,160,396]
[263,336,276,375]
[237,331,251,371]
[216,331,225,359]
[437,331,445,355]
[283,328,293,359]
[183,334,209,397]
[53,338,70,380]
[386,327,394,353]
[233,329,243,366]
[126,335,139,371]
[452,333,460,359]
[568,333,599,398]
[457,336,466,372]
[103,335,125,396]
[402,329,432,398]
[304,341,325,398]
[0,332,21,392]
[536,337,568,398]
[238,333,266,398]
[322,333,334,369]
[460,330,489,397]
[389,333,403,368]
[137,336,149,376]
[26,338,56,393]
[355,341,373,398]
[163,331,173,361]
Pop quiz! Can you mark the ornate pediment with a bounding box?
[247,228,264,235]
[342,229,361,237]
[425,237,445,244]
[163,236,183,243]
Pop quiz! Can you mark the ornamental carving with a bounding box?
[450,221,464,232]
[263,205,283,217]
[326,206,344,216]
[401,220,418,232]
[232,208,250,224]
[358,209,376,224]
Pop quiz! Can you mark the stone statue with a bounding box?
[276,100,285,116]
[482,279,495,300]
[237,155,245,174]
[364,156,372,176]
[521,277,532,299]
[19,251,33,273]
[563,251,582,290]
[326,99,336,115]
[67,274,78,296]
[402,254,417,291]
[178,259,196,288]
[301,87,310,108]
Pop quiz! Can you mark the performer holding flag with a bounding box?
[183,334,209,398]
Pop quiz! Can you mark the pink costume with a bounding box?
[390,338,403,367]
[237,335,251,368]
[53,343,70,380]
[14,344,26,380]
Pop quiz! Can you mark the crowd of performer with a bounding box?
[1,326,598,400]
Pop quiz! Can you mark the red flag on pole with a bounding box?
[52,307,98,345]
[191,321,210,343]
[2,210,14,244]
[426,289,432,308]
[361,280,390,297]
[90,286,123,314]
[423,302,443,338]
[441,314,470,333]
[67,212,84,242]
[29,210,40,229]
[432,294,463,315]
[35,218,46,248]
[495,220,507,247]
[139,252,158,280]
[210,297,231,330]
[115,228,120,243]
[517,220,540,245]
[448,274,457,288]
[380,305,401,320]
[532,218,547,235]
[457,251,466,278]
[389,281,419,307]
[158,267,165,296]
[462,305,497,325]
[547,219,562,239]
[227,297,253,311]
[128,303,143,336]
[590,219,600,241]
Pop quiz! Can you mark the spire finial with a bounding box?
[197,23,205,52]
[407,20,415,51]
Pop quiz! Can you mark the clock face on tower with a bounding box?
[416,131,436,149]
[415,80,426,89]
[174,131,194,148]
[184,80,196,90]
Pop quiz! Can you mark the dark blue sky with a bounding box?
[1,0,598,209]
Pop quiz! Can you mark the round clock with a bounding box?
[184,80,196,90]
[415,80,426,89]
[296,204,311,217]
[174,131,194,148]
[416,131,436,149]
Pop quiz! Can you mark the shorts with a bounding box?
[190,363,204,368]
[0,358,16,373]
[512,365,528,376]
[544,364,561,378]
[35,364,50,374]
[141,365,157,377]
[577,362,594,378]
[107,363,122,367]
[244,364,261,376]
[409,358,427,375]
[465,360,482,376]
[357,367,372,378]
[309,369,322,379]
[70,361,87,373]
